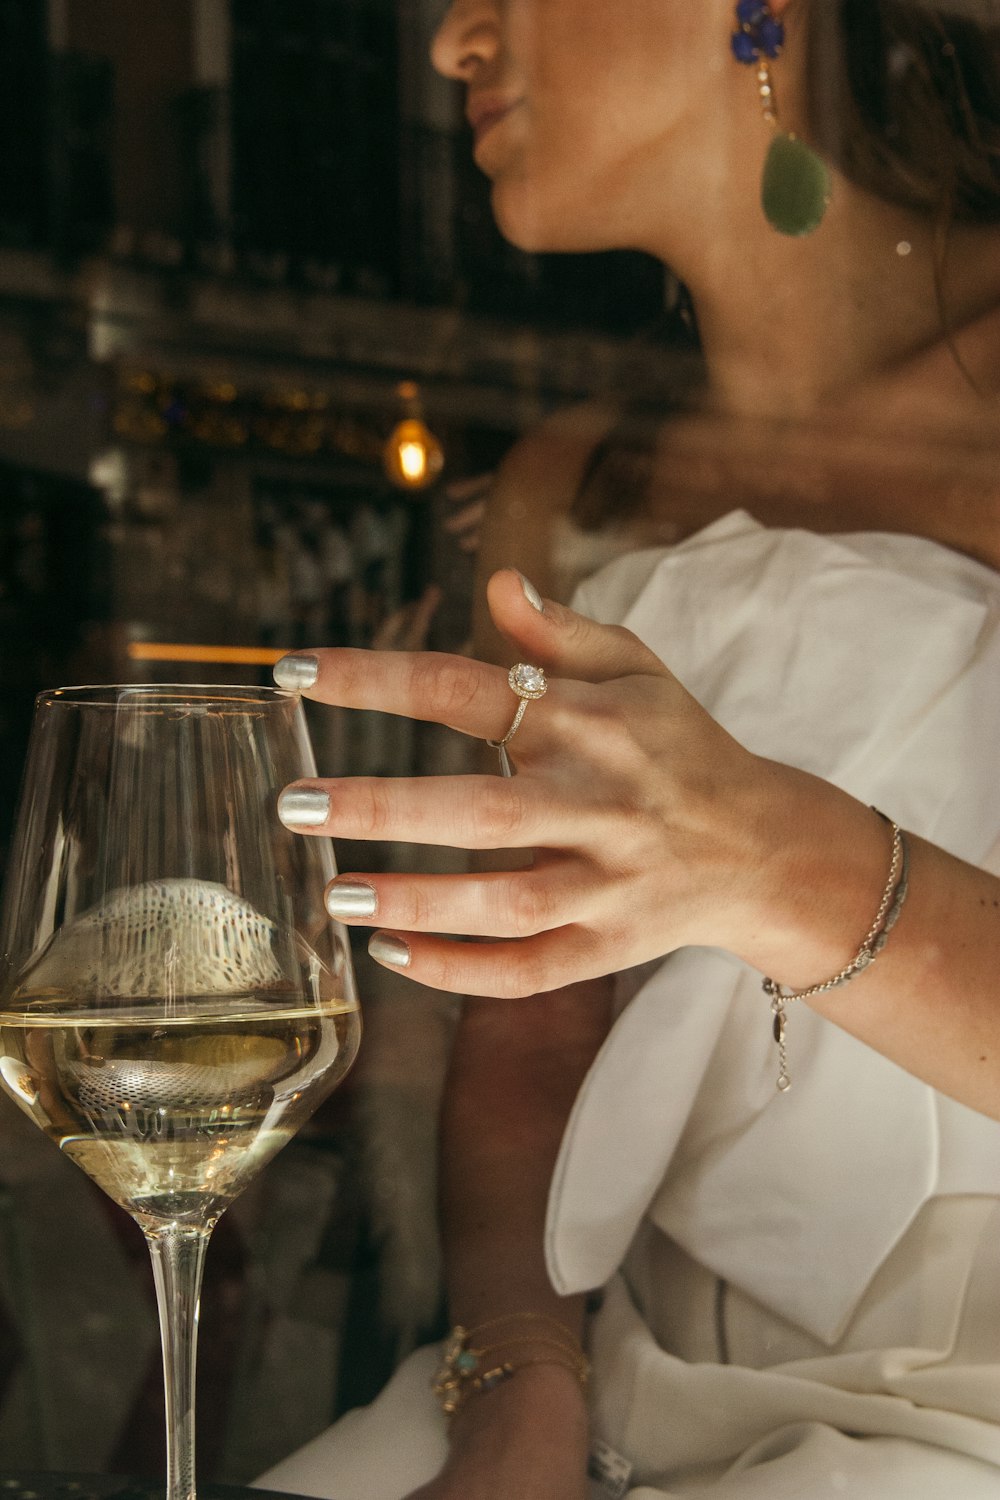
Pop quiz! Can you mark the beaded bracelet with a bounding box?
[431,1313,590,1419]
[762,809,910,1093]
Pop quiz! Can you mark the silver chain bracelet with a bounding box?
[762,809,910,1092]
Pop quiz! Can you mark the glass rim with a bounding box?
[36,683,301,711]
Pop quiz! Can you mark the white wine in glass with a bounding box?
[0,685,362,1500]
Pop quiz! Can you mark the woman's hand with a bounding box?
[442,472,493,555]
[370,583,443,653]
[276,567,817,996]
[403,1365,589,1500]
[276,566,1000,1113]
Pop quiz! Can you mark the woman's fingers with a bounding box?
[370,584,443,652]
[443,497,488,535]
[365,925,609,999]
[273,570,671,740]
[485,569,668,684]
[450,503,487,552]
[323,861,604,938]
[443,471,493,505]
[278,647,526,741]
[277,774,600,850]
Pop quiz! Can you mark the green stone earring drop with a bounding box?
[731,0,831,237]
[756,61,830,237]
[761,132,830,236]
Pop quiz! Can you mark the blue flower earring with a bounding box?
[731,0,831,237]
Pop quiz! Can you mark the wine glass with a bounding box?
[0,684,361,1500]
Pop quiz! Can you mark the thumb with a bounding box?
[485,568,666,684]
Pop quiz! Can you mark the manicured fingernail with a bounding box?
[517,571,544,612]
[368,932,411,968]
[326,880,378,919]
[273,654,319,690]
[277,786,330,827]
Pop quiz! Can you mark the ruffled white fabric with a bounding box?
[547,514,1000,1335]
[544,513,1000,1493]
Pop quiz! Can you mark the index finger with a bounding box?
[274,647,519,742]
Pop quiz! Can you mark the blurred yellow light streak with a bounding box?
[127,643,286,665]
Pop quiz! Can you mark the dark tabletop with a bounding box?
[0,1477,302,1500]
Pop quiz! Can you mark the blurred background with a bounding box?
[0,0,680,1484]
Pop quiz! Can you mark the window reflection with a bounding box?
[0,0,998,1491]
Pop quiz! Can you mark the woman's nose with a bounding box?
[431,0,500,81]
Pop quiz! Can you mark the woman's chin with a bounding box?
[490,183,594,256]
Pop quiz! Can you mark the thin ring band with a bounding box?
[486,663,548,778]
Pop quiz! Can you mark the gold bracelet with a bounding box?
[455,1310,581,1344]
[431,1317,589,1419]
[762,808,910,1093]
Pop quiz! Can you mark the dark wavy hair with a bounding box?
[808,0,1000,223]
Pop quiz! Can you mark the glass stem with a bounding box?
[146,1226,212,1500]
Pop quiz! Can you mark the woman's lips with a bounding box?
[467,96,521,145]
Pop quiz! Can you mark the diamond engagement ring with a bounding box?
[486,663,547,778]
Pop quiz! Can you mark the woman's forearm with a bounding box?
[421,979,611,1493]
[439,977,614,1332]
[752,764,1000,1116]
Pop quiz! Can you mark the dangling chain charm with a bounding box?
[771,995,791,1093]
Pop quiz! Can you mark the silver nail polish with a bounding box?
[368,932,411,968]
[517,571,544,613]
[326,881,378,919]
[277,786,330,827]
[273,654,319,690]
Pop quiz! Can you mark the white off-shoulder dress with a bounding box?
[257,514,1000,1500]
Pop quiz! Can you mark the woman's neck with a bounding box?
[631,171,1000,571]
[674,185,1000,420]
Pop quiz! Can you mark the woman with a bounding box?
[259,1,1000,1496]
